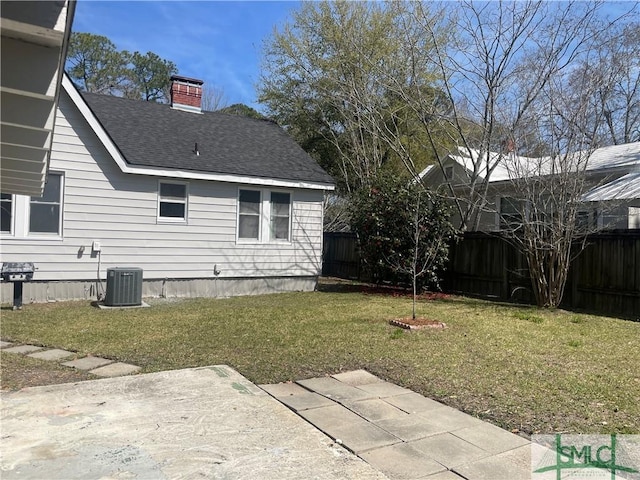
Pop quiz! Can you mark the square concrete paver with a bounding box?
[299,404,400,454]
[28,349,75,361]
[90,362,141,378]
[344,398,409,422]
[62,356,113,370]
[376,414,449,442]
[361,442,447,479]
[357,381,414,398]
[3,344,43,354]
[418,406,484,431]
[0,341,15,349]
[260,382,310,398]
[384,392,447,414]
[452,423,530,455]
[332,370,382,386]
[410,432,490,468]
[297,376,344,391]
[298,377,376,403]
[276,392,336,412]
[453,451,531,480]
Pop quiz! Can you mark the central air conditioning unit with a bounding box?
[105,267,143,306]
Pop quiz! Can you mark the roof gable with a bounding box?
[62,74,334,190]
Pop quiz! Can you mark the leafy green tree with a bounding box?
[124,51,177,102]
[217,104,266,119]
[350,174,454,317]
[67,33,127,95]
[66,33,177,103]
[259,1,445,194]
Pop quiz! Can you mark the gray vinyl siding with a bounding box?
[0,91,324,282]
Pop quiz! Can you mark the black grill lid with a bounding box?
[1,262,35,274]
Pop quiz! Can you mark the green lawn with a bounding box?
[1,280,638,436]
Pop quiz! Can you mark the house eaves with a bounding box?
[62,74,335,191]
[0,0,76,197]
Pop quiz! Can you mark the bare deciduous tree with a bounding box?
[386,1,617,232]
[201,84,229,112]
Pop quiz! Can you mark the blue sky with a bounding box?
[71,1,635,112]
[72,1,301,111]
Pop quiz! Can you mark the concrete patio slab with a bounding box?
[0,340,15,349]
[1,366,387,480]
[361,442,447,479]
[452,422,530,454]
[61,356,113,370]
[384,392,448,414]
[332,369,382,386]
[3,344,43,354]
[357,381,414,398]
[27,349,75,361]
[89,362,141,378]
[344,398,409,422]
[409,432,491,468]
[274,391,336,412]
[299,404,400,454]
[260,382,309,398]
[424,471,467,479]
[376,414,449,442]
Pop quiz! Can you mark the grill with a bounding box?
[1,262,35,309]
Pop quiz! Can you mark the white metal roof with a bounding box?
[447,142,640,184]
[582,172,640,202]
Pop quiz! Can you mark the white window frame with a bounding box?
[236,188,293,244]
[27,172,64,237]
[157,180,188,223]
[1,192,14,235]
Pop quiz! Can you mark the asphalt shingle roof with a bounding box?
[81,92,335,186]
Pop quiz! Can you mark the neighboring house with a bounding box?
[419,142,640,231]
[0,73,335,302]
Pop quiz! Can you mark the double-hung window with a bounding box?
[158,181,188,222]
[238,189,261,240]
[237,189,292,243]
[29,173,63,235]
[270,192,291,241]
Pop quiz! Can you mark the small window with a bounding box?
[159,182,187,221]
[499,197,523,230]
[575,209,598,232]
[238,189,261,240]
[1,193,12,233]
[29,173,62,235]
[444,165,454,181]
[270,192,291,241]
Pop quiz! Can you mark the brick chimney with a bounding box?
[170,75,203,113]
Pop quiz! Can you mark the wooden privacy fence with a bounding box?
[322,230,640,318]
[322,232,361,279]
